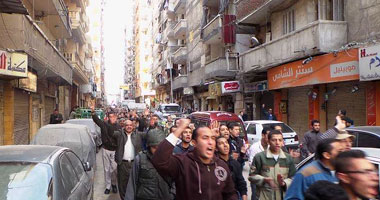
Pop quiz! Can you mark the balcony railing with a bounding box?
[173,19,187,39]
[173,75,188,90]
[174,0,186,14]
[173,47,187,64]
[69,11,86,44]
[204,57,238,80]
[240,20,348,73]
[202,15,222,44]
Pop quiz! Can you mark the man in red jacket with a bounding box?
[152,118,238,200]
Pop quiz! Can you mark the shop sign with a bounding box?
[244,80,268,93]
[209,82,222,97]
[359,44,380,81]
[17,71,37,92]
[268,49,359,90]
[221,81,241,93]
[183,87,194,95]
[0,51,28,78]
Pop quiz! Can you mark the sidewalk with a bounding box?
[94,149,120,200]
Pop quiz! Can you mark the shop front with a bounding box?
[268,48,361,137]
[244,80,273,120]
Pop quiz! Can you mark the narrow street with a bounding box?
[94,149,120,200]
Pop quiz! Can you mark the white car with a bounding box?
[244,120,299,148]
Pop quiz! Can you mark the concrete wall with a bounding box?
[345,0,380,42]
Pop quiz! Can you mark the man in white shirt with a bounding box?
[247,128,269,200]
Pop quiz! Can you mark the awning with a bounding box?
[0,0,28,15]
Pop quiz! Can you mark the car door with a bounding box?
[58,153,79,200]
[65,151,93,200]
[245,123,258,144]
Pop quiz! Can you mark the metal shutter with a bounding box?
[44,97,55,125]
[14,89,29,144]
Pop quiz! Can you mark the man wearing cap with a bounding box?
[125,130,174,200]
[336,131,355,151]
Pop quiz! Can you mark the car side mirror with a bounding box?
[83,162,92,172]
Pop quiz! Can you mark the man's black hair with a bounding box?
[267,130,283,140]
[311,119,320,126]
[315,138,339,160]
[262,128,270,135]
[304,180,349,200]
[335,150,366,173]
[192,125,209,140]
[227,122,240,130]
[108,111,116,117]
[339,109,347,116]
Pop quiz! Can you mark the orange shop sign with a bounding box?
[268,49,359,90]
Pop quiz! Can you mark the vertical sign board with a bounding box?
[366,83,377,125]
[359,44,380,81]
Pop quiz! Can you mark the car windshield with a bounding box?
[262,123,294,133]
[162,106,180,112]
[0,162,52,200]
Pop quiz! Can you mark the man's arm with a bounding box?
[248,153,265,186]
[284,156,297,189]
[301,133,311,156]
[125,155,140,200]
[235,162,248,197]
[92,112,106,130]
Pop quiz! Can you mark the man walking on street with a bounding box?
[217,136,248,200]
[125,129,174,200]
[152,119,238,200]
[301,120,321,158]
[92,108,119,194]
[249,130,296,200]
[173,126,194,154]
[49,109,63,124]
[285,138,343,200]
[112,120,146,199]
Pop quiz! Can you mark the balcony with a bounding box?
[202,15,222,44]
[205,57,238,80]
[69,10,86,44]
[173,19,187,40]
[162,21,175,42]
[173,75,188,90]
[240,20,348,73]
[174,0,186,14]
[0,14,72,84]
[173,47,187,64]
[203,0,219,8]
[166,0,175,20]
[64,52,88,84]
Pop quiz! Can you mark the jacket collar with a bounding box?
[265,149,286,159]
[315,160,334,174]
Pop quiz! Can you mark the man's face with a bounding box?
[109,114,117,124]
[192,127,216,162]
[268,109,273,114]
[229,126,240,138]
[216,137,230,156]
[124,120,134,133]
[262,131,269,144]
[274,125,282,132]
[312,123,321,132]
[338,158,379,199]
[54,110,58,115]
[339,138,353,151]
[219,125,229,136]
[268,134,284,153]
[325,142,343,161]
[182,128,192,143]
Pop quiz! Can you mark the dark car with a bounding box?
[0,145,93,200]
[66,119,102,149]
[345,126,380,148]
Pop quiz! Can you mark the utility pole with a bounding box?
[169,58,174,103]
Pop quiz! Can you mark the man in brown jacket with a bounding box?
[152,119,238,200]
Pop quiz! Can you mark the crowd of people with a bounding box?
[90,106,378,200]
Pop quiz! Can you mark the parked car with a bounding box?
[189,111,247,141]
[31,124,96,171]
[0,145,93,200]
[244,120,299,148]
[345,126,380,148]
[66,119,102,149]
[156,103,183,119]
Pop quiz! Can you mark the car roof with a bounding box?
[66,119,93,122]
[0,145,66,163]
[244,120,284,124]
[346,126,380,136]
[39,123,88,130]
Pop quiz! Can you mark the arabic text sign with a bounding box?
[221,81,241,93]
[268,48,359,90]
[359,44,380,81]
[0,51,28,78]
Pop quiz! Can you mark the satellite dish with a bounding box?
[250,36,260,48]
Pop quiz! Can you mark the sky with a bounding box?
[102,0,134,104]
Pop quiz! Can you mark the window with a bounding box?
[262,123,294,133]
[357,133,380,148]
[282,9,295,35]
[65,152,85,179]
[247,124,256,135]
[60,155,78,194]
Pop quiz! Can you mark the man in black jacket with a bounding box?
[49,109,63,124]
[112,119,146,200]
[92,108,120,194]
[228,122,246,166]
[217,136,248,200]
